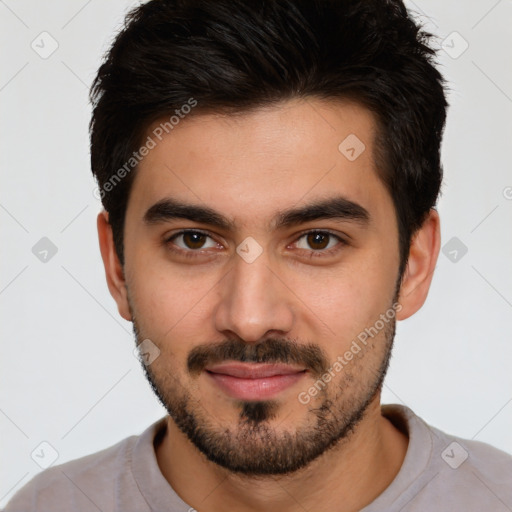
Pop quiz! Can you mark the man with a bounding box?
[5,0,512,511]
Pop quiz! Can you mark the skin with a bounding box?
[97,98,440,512]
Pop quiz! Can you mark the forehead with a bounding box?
[127,98,392,228]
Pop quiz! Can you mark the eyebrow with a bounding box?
[143,196,370,231]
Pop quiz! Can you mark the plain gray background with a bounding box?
[1,0,511,507]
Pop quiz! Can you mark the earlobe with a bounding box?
[97,211,132,321]
[396,209,441,321]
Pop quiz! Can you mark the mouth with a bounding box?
[204,362,307,401]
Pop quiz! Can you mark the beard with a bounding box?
[131,295,398,477]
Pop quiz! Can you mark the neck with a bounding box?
[155,397,408,512]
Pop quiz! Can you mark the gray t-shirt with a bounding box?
[4,404,512,511]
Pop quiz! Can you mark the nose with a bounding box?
[213,247,295,343]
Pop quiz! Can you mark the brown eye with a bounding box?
[295,231,341,252]
[169,231,217,251]
[182,232,207,249]
[306,232,330,250]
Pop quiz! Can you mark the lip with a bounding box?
[205,362,306,378]
[205,362,307,401]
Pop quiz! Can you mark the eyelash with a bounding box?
[164,229,348,260]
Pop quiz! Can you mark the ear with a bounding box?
[97,211,132,321]
[396,209,441,321]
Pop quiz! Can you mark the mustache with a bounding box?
[188,337,329,378]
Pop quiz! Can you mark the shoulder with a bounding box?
[3,433,138,512]
[422,433,512,510]
[382,404,512,510]
[431,429,512,502]
[415,408,512,486]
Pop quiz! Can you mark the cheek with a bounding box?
[289,247,397,344]
[126,250,221,345]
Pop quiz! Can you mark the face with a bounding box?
[119,98,404,475]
